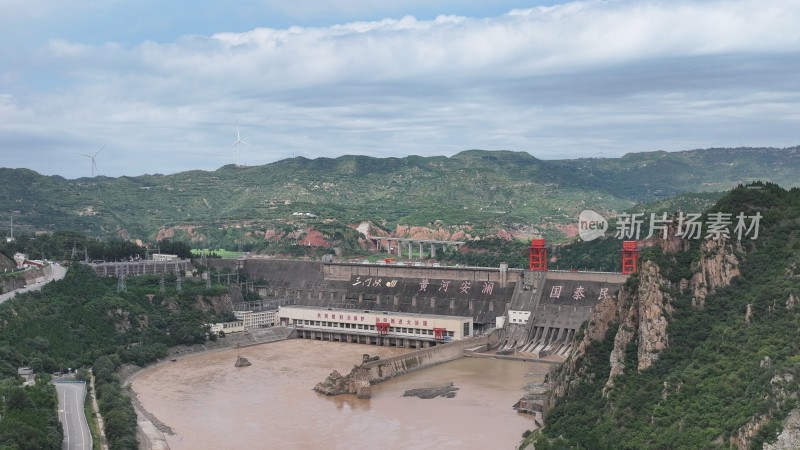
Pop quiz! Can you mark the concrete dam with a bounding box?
[208,259,628,356]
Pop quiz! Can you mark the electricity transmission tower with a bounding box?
[117,264,127,293]
[175,263,182,293]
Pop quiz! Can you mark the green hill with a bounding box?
[0,263,235,449]
[2,147,799,252]
[527,182,800,449]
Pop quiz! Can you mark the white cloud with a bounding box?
[2,0,800,178]
[108,0,800,87]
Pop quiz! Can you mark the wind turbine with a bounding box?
[77,146,104,177]
[231,124,249,167]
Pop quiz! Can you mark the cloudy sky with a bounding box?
[1,0,799,179]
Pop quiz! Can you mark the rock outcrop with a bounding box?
[402,382,459,399]
[604,261,673,395]
[234,356,251,367]
[603,298,637,396]
[763,409,800,450]
[787,293,797,311]
[543,236,748,424]
[635,262,673,371]
[551,283,630,400]
[732,373,797,449]
[568,289,619,372]
[356,221,475,242]
[314,365,371,398]
[641,220,689,255]
[193,294,233,314]
[551,287,621,398]
[156,225,205,242]
[690,238,740,308]
[552,254,685,402]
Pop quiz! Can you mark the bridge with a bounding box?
[365,235,465,259]
[207,258,628,357]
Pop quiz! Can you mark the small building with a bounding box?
[17,367,35,386]
[233,310,277,330]
[13,253,26,268]
[152,253,178,262]
[208,320,245,335]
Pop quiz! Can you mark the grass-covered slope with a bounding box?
[530,183,800,449]
[2,148,800,246]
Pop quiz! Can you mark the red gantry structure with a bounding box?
[433,327,447,340]
[621,240,640,274]
[376,320,390,335]
[529,238,548,271]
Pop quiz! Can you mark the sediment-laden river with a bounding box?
[131,339,546,449]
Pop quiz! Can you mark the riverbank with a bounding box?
[120,327,295,450]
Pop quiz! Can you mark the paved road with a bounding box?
[0,263,67,304]
[56,381,92,450]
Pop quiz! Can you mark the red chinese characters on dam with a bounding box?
[351,276,495,295]
[314,312,430,327]
[549,285,610,301]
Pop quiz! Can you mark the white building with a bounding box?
[152,253,178,262]
[508,310,532,325]
[13,253,26,268]
[278,305,473,341]
[208,321,245,335]
[233,310,277,330]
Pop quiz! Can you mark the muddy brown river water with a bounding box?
[131,339,548,450]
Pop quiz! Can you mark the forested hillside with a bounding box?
[0,263,236,449]
[526,183,800,449]
[2,147,798,252]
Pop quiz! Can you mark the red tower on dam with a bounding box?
[529,238,548,271]
[621,240,640,274]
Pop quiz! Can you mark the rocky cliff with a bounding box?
[688,238,740,309]
[529,184,800,449]
[603,260,673,395]
[733,372,798,449]
[553,236,741,401]
[763,409,800,450]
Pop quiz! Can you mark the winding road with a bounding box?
[0,263,67,304]
[3,266,84,447]
[55,381,92,450]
